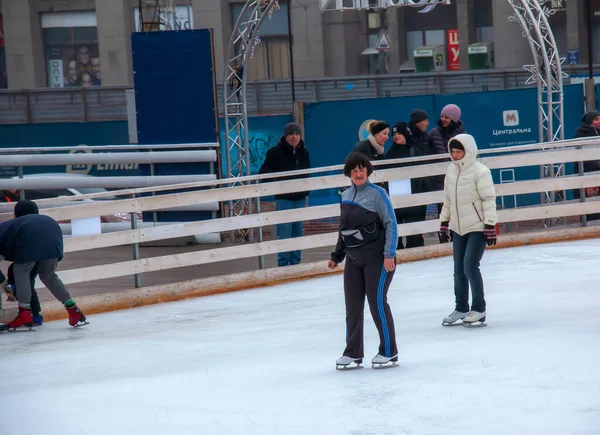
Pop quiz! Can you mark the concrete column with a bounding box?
[96,0,134,85]
[2,0,45,89]
[491,0,532,68]
[567,0,588,65]
[323,10,366,77]
[386,7,401,73]
[193,0,227,81]
[291,0,325,78]
[456,0,475,70]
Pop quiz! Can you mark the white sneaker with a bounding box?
[463,310,486,323]
[336,356,362,366]
[371,354,398,365]
[443,310,468,325]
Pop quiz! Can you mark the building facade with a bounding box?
[0,0,598,90]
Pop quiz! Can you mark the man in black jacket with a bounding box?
[385,121,435,248]
[0,201,87,330]
[259,122,311,267]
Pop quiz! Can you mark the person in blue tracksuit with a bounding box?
[328,152,399,369]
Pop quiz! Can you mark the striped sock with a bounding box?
[64,299,75,308]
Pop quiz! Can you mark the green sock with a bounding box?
[18,304,31,310]
[64,299,75,308]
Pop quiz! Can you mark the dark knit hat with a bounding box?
[284,122,302,137]
[582,111,600,126]
[14,199,39,218]
[369,121,390,136]
[410,109,429,124]
[392,122,411,138]
[449,139,465,151]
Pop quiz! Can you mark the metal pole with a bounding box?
[287,0,296,104]
[131,209,142,288]
[150,162,158,224]
[587,0,594,80]
[18,166,25,200]
[256,195,265,270]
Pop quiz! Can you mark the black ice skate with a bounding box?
[442,310,468,327]
[462,311,487,328]
[335,356,363,370]
[371,354,399,369]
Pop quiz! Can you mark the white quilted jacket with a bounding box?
[439,134,498,236]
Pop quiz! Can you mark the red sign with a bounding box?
[447,29,459,71]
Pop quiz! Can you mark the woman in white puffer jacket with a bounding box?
[437,134,498,327]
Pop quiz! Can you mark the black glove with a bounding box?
[483,224,497,246]
[438,221,450,244]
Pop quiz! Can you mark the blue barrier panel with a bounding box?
[131,29,218,222]
[0,121,135,177]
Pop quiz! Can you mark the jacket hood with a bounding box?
[448,133,478,168]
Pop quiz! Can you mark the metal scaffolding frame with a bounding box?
[223,0,279,243]
[506,0,567,226]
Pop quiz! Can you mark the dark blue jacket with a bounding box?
[0,214,64,264]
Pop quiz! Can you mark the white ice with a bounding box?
[1,240,599,435]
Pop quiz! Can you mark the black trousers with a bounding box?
[342,256,397,359]
[395,205,427,249]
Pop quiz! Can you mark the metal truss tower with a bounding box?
[505,0,567,225]
[223,0,279,241]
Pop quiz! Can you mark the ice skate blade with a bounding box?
[72,321,90,328]
[462,321,487,328]
[442,321,463,327]
[372,362,399,369]
[6,326,36,333]
[336,364,363,371]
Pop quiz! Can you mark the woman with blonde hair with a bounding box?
[352,120,390,161]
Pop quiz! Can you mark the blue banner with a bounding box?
[131,29,218,221]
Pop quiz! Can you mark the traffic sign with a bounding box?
[375,29,392,51]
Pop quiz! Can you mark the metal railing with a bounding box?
[1,65,596,125]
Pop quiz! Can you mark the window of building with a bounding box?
[406,29,445,61]
[0,15,6,89]
[476,26,494,43]
[42,12,101,88]
[133,5,193,32]
[231,2,290,80]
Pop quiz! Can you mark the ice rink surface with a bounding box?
[1,240,599,435]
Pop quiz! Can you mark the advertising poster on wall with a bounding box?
[133,6,193,32]
[42,12,101,88]
[446,29,460,71]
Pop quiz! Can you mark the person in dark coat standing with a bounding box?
[329,152,399,370]
[0,200,87,330]
[571,110,600,221]
[429,104,467,156]
[385,121,435,249]
[259,122,311,267]
[352,120,390,162]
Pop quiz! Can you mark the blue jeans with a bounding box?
[276,199,305,267]
[452,231,487,313]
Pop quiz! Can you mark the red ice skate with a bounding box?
[67,305,88,327]
[7,307,34,331]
